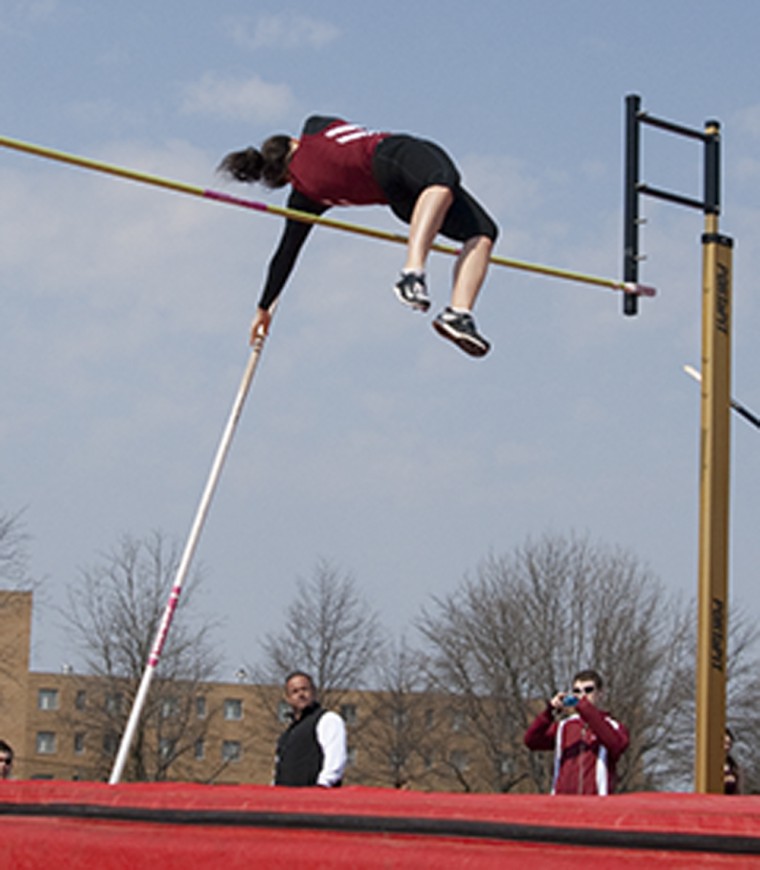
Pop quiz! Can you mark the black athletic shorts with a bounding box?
[372,135,498,243]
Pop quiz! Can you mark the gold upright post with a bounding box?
[694,193,733,792]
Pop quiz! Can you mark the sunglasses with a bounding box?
[572,685,596,695]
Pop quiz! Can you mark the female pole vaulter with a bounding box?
[219,115,498,358]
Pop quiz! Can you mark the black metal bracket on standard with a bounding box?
[622,93,721,315]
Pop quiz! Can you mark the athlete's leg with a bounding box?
[450,234,494,310]
[374,136,458,286]
[402,184,454,273]
[432,189,497,357]
[375,137,496,354]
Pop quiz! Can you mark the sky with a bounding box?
[2,0,760,677]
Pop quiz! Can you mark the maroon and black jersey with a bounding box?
[288,117,390,206]
[256,115,497,311]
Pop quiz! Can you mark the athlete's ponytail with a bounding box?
[218,135,292,189]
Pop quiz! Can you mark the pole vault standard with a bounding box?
[625,94,732,794]
[108,335,266,784]
[0,133,655,301]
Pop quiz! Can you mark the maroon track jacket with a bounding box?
[524,699,630,795]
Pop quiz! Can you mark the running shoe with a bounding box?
[432,308,491,357]
[393,272,431,312]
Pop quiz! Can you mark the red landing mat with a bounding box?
[1,782,759,868]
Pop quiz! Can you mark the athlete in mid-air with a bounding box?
[219,116,498,358]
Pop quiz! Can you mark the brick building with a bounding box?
[0,590,32,771]
[1,591,515,790]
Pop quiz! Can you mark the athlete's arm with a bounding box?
[250,190,330,341]
[258,190,329,311]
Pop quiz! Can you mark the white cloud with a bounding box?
[226,13,341,51]
[180,73,296,124]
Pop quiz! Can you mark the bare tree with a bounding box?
[417,533,697,793]
[0,508,33,589]
[256,559,383,705]
[60,531,223,781]
[725,607,760,793]
[416,565,536,793]
[247,560,384,781]
[352,637,435,789]
[0,508,38,688]
[670,604,760,794]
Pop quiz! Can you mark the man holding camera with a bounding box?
[524,669,629,795]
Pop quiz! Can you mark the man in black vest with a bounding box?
[274,671,347,787]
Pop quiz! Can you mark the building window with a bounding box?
[346,746,358,767]
[194,738,205,761]
[38,689,59,711]
[160,697,178,719]
[75,690,87,711]
[391,709,408,730]
[277,700,292,723]
[105,693,124,715]
[195,696,207,719]
[36,731,57,755]
[74,733,85,755]
[222,740,241,763]
[340,704,358,726]
[159,738,176,761]
[103,732,118,755]
[450,710,466,733]
[424,708,434,728]
[224,698,243,721]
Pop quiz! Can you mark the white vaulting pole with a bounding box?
[109,332,268,784]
